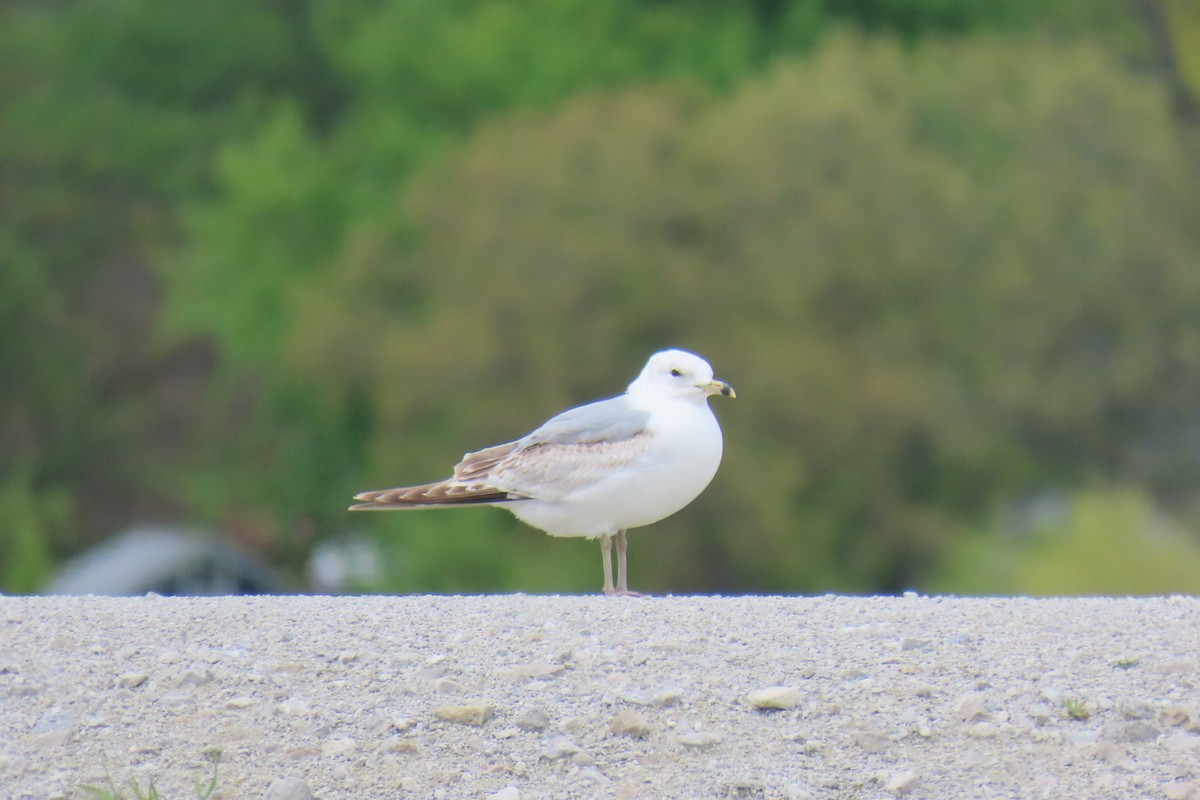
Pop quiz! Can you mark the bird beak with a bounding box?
[703,379,736,398]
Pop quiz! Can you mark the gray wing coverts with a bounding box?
[519,396,650,447]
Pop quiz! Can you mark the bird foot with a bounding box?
[603,588,646,598]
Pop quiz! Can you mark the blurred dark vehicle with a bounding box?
[43,525,289,596]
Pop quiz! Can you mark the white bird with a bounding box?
[350,349,735,595]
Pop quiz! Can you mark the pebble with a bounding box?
[177,666,211,687]
[117,672,148,689]
[275,697,310,715]
[855,730,891,753]
[1161,706,1200,730]
[1163,782,1200,800]
[32,729,71,748]
[516,709,549,731]
[435,704,496,726]
[886,771,918,796]
[224,696,256,709]
[540,736,580,760]
[579,767,611,785]
[966,723,998,739]
[956,694,988,722]
[499,661,564,682]
[487,787,520,800]
[262,777,313,800]
[1102,721,1160,743]
[610,709,651,738]
[679,731,722,748]
[380,736,419,753]
[322,737,357,756]
[748,686,800,710]
[620,687,683,707]
[1161,733,1200,753]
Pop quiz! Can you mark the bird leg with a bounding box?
[612,529,643,596]
[600,533,616,595]
[600,530,643,596]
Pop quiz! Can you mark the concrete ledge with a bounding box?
[3,595,1199,799]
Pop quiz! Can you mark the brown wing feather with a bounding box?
[349,441,525,510]
[349,433,653,510]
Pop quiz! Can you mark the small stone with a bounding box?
[748,686,800,710]
[177,666,211,686]
[956,694,988,722]
[321,737,356,756]
[1067,729,1100,747]
[540,735,580,760]
[653,689,683,707]
[1159,660,1196,675]
[1103,721,1160,743]
[224,696,256,709]
[35,709,75,732]
[117,672,148,689]
[679,731,722,748]
[435,704,495,726]
[1121,702,1157,720]
[900,638,930,652]
[1161,706,1200,730]
[380,736,419,753]
[32,729,71,748]
[855,730,891,753]
[159,691,193,706]
[1162,733,1200,753]
[275,697,309,716]
[610,709,651,738]
[431,677,461,692]
[499,661,564,682]
[966,723,998,739]
[263,777,314,800]
[487,787,520,800]
[1163,782,1200,800]
[516,709,549,732]
[8,677,41,697]
[1096,743,1135,770]
[886,771,918,796]
[579,767,611,785]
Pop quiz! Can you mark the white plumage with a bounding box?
[351,349,734,594]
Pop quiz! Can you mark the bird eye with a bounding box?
[670,369,682,377]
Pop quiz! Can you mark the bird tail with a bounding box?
[349,481,519,510]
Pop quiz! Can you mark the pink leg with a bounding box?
[600,533,616,595]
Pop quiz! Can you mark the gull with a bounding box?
[350,349,735,595]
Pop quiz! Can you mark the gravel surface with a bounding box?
[2,594,1199,800]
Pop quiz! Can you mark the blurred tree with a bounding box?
[0,0,337,585]
[2,0,1193,594]
[302,34,1200,592]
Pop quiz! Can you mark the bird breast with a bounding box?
[509,402,723,538]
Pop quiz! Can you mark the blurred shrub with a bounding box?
[0,469,69,593]
[932,488,1200,595]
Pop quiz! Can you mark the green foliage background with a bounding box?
[3,0,1200,594]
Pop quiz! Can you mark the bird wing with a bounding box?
[350,395,653,509]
